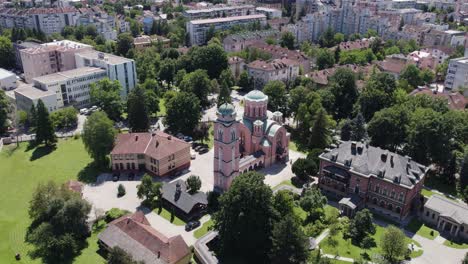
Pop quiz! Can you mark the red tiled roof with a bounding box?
[111,132,190,160]
[248,58,299,71]
[109,212,190,264]
[377,58,407,74]
[410,88,467,110]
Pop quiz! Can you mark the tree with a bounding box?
[459,150,468,189]
[273,190,295,217]
[0,36,14,68]
[280,31,295,50]
[219,69,235,88]
[340,119,353,141]
[420,68,435,84]
[238,71,252,91]
[330,68,358,119]
[26,181,91,264]
[345,209,375,244]
[381,226,407,263]
[368,105,410,151]
[190,44,228,79]
[50,107,78,130]
[316,49,335,70]
[292,158,316,182]
[333,33,345,44]
[350,113,367,141]
[213,171,275,262]
[127,86,149,132]
[116,33,134,56]
[462,252,468,264]
[186,175,201,194]
[263,80,287,113]
[107,246,139,264]
[218,81,232,106]
[299,187,327,221]
[90,79,124,121]
[158,59,176,86]
[165,92,201,136]
[358,87,391,121]
[35,100,57,146]
[179,69,212,108]
[288,86,309,119]
[0,90,10,134]
[309,107,333,149]
[117,184,126,197]
[400,64,422,88]
[319,27,335,48]
[82,111,116,165]
[269,215,309,264]
[137,174,162,208]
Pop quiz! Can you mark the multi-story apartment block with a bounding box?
[20,40,93,83]
[32,67,107,109]
[187,14,267,46]
[444,57,468,93]
[246,58,300,89]
[318,141,428,221]
[13,40,41,71]
[110,131,191,177]
[183,4,256,20]
[392,0,416,9]
[14,84,57,113]
[75,50,137,98]
[77,7,117,40]
[255,7,282,19]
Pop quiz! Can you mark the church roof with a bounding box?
[217,103,235,116]
[245,90,268,101]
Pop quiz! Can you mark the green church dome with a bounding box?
[217,103,235,116]
[245,90,267,101]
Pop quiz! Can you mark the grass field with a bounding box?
[406,218,439,240]
[320,224,423,261]
[194,219,214,239]
[158,98,166,116]
[0,139,105,264]
[154,207,186,226]
[443,240,468,249]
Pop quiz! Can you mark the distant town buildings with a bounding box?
[183,4,255,20]
[247,58,300,89]
[110,132,191,177]
[444,57,468,93]
[223,29,280,52]
[134,35,171,50]
[318,141,428,220]
[410,86,467,110]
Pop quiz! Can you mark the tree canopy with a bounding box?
[82,111,116,165]
[164,92,201,136]
[90,79,124,121]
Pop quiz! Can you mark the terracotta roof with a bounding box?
[111,132,190,160]
[247,58,299,71]
[376,58,408,74]
[336,38,373,51]
[249,42,309,64]
[410,87,467,110]
[99,211,190,264]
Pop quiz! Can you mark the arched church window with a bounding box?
[218,129,223,141]
[231,129,236,141]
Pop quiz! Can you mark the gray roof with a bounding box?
[98,225,167,264]
[425,195,468,224]
[320,141,427,188]
[162,180,207,214]
[339,195,362,210]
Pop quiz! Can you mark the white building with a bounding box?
[183,5,256,20]
[32,67,106,109]
[14,84,58,113]
[444,57,468,94]
[187,14,267,46]
[75,50,137,98]
[255,7,282,19]
[0,69,17,90]
[246,58,300,89]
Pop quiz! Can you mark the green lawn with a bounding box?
[320,224,422,261]
[154,207,186,226]
[443,240,468,249]
[421,188,434,198]
[0,139,104,264]
[288,140,306,154]
[194,219,214,239]
[273,179,294,189]
[158,98,166,116]
[406,218,439,240]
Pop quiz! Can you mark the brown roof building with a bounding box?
[410,87,467,110]
[98,211,191,264]
[111,132,191,177]
[249,42,311,72]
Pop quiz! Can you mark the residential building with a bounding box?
[228,56,245,79]
[214,90,290,191]
[376,54,409,78]
[76,7,117,40]
[422,195,468,241]
[110,131,191,177]
[32,67,106,108]
[336,37,374,52]
[307,64,373,87]
[75,50,137,98]
[161,180,208,221]
[318,141,428,220]
[444,57,468,92]
[420,46,454,65]
[134,35,171,50]
[410,86,467,110]
[183,4,255,20]
[407,50,436,70]
[246,58,300,89]
[98,211,191,264]
[222,29,280,52]
[187,14,267,46]
[0,69,17,90]
[14,84,57,113]
[255,7,282,19]
[392,0,416,9]
[249,42,311,71]
[20,40,93,83]
[13,40,41,71]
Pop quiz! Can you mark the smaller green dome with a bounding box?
[217,103,235,116]
[245,90,267,101]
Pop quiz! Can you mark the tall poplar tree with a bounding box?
[127,86,149,132]
[35,100,56,146]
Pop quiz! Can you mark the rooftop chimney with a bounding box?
[135,135,138,141]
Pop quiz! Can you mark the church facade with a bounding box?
[213,90,290,192]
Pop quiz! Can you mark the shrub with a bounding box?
[304,220,325,237]
[430,230,434,236]
[73,134,80,140]
[105,208,130,223]
[117,184,126,197]
[50,107,78,130]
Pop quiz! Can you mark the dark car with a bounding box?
[183,136,193,142]
[198,148,209,154]
[194,145,204,152]
[128,172,135,181]
[112,172,120,182]
[185,220,201,231]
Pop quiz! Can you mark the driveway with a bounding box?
[409,234,467,264]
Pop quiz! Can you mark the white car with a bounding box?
[79,108,88,115]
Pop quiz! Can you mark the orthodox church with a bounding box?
[213,90,290,191]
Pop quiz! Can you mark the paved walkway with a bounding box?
[409,234,467,264]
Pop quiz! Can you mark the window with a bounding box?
[426,211,429,217]
[218,129,223,141]
[399,192,404,202]
[375,185,380,193]
[432,213,435,219]
[396,207,401,214]
[391,190,395,199]
[383,188,387,196]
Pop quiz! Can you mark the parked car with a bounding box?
[128,172,135,180]
[112,172,120,182]
[194,146,204,152]
[185,220,201,231]
[192,143,200,149]
[183,136,193,142]
[198,148,209,154]
[176,133,184,139]
[79,108,88,115]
